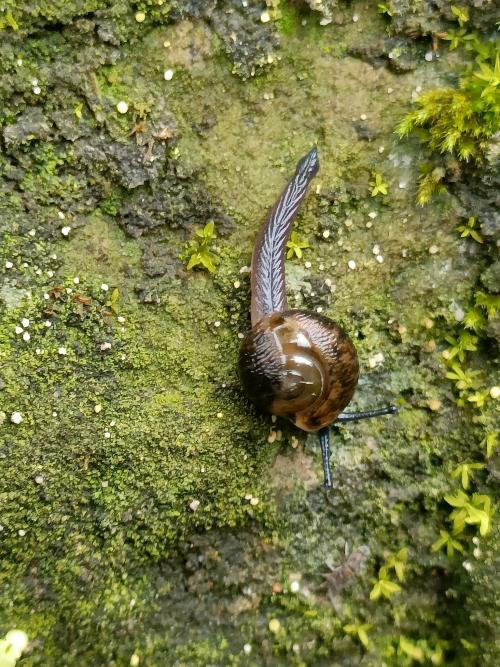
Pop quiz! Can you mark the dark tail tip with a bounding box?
[296,146,320,179]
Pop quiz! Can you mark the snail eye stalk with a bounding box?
[319,427,333,489]
[336,406,397,422]
[319,406,397,488]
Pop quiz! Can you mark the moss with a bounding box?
[0,2,499,666]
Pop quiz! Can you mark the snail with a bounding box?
[239,148,397,488]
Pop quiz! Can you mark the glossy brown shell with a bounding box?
[239,310,359,432]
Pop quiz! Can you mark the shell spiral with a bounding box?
[239,310,359,432]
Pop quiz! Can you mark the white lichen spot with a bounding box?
[387,87,393,94]
[372,244,380,255]
[429,245,439,254]
[22,332,30,342]
[58,347,67,355]
[425,51,433,62]
[233,280,241,289]
[214,321,221,328]
[189,499,200,512]
[117,100,129,114]
[243,644,252,655]
[117,316,125,323]
[101,283,109,292]
[322,230,330,239]
[368,352,384,368]
[47,270,54,278]
[304,261,312,269]
[5,260,13,269]
[44,320,52,328]
[61,226,71,236]
[57,211,65,220]
[15,326,23,335]
[352,14,359,22]
[348,260,356,270]
[490,386,500,399]
[135,11,146,22]
[260,10,270,23]
[269,619,281,633]
[376,255,384,263]
[368,211,377,219]
[36,348,42,355]
[428,399,442,412]
[73,276,80,284]
[22,318,30,327]
[33,86,41,95]
[94,404,102,413]
[11,412,23,424]
[35,475,44,485]
[462,560,473,572]
[28,229,36,237]
[18,529,26,536]
[104,431,111,439]
[250,497,259,506]
[163,69,174,81]
[130,655,140,667]
[360,113,367,121]
[100,342,112,351]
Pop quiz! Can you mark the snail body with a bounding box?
[239,148,396,488]
[239,147,359,433]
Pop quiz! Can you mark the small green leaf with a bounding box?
[444,490,469,508]
[369,172,389,197]
[286,232,309,260]
[481,432,498,458]
[451,5,469,27]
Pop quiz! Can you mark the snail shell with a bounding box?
[239,147,359,432]
[239,310,359,432]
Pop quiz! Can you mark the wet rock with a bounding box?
[302,0,342,24]
[142,244,181,279]
[74,133,167,190]
[134,284,162,304]
[118,176,233,238]
[210,0,279,79]
[390,0,499,37]
[170,0,218,21]
[3,108,52,148]
[352,122,378,142]
[452,134,500,243]
[349,37,420,73]
[52,108,93,142]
